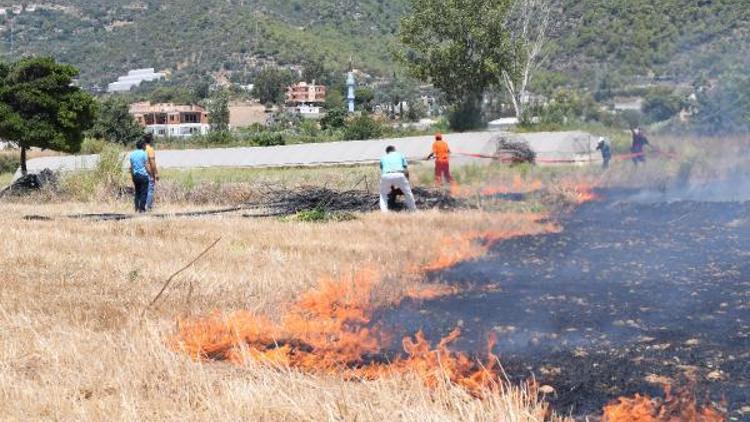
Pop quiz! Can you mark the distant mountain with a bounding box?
[1,0,747,92]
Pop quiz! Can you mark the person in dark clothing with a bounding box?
[596,137,612,169]
[631,127,650,165]
[129,139,152,213]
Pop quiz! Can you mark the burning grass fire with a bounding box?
[171,271,503,396]
[602,386,724,422]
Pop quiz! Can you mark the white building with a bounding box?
[289,105,324,119]
[107,68,166,93]
[129,102,210,139]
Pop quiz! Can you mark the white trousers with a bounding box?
[379,173,417,212]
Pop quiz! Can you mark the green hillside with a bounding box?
[0,0,747,91]
[0,0,408,87]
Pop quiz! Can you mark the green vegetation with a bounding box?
[0,0,408,88]
[0,153,18,175]
[207,89,231,132]
[59,144,127,201]
[0,57,97,174]
[398,0,513,130]
[252,67,295,106]
[2,0,746,95]
[89,97,145,145]
[290,206,357,223]
[691,71,750,135]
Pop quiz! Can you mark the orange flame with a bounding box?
[572,184,599,204]
[602,386,725,422]
[172,271,502,395]
[418,215,561,273]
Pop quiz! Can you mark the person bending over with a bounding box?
[379,145,416,212]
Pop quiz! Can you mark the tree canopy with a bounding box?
[252,67,294,106]
[89,96,144,145]
[0,57,97,174]
[398,0,514,103]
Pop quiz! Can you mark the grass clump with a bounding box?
[60,144,127,201]
[290,206,357,223]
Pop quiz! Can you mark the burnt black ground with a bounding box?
[377,189,750,418]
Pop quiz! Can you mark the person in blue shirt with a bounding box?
[129,139,152,213]
[379,145,416,212]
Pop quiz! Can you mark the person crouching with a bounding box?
[379,145,416,212]
[129,139,152,213]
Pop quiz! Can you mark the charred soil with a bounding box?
[378,189,750,418]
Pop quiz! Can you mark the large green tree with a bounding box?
[252,67,294,106]
[0,57,97,175]
[399,0,514,129]
[89,97,144,145]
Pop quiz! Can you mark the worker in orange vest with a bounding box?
[426,133,453,186]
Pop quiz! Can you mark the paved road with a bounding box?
[19,131,599,177]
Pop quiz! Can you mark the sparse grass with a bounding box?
[0,172,12,187]
[0,203,555,420]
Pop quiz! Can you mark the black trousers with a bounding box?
[132,174,150,212]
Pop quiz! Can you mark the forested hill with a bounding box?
[0,0,409,87]
[0,0,747,90]
[553,0,750,85]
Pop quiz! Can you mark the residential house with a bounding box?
[129,102,210,138]
[285,81,326,118]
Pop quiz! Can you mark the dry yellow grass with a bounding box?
[0,202,557,421]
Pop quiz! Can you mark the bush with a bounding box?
[643,90,683,123]
[448,95,484,131]
[291,206,356,223]
[692,72,750,135]
[344,115,384,140]
[205,131,235,144]
[0,153,19,174]
[321,108,348,130]
[252,131,285,146]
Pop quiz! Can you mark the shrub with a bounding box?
[252,131,285,146]
[0,153,19,174]
[692,72,750,135]
[321,108,348,130]
[448,95,484,131]
[292,206,356,223]
[344,115,384,140]
[206,131,235,144]
[642,90,683,123]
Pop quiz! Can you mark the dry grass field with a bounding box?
[1,134,743,420]
[0,201,559,421]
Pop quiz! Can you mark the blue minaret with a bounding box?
[346,71,356,113]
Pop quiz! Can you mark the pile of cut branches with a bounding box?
[245,185,471,216]
[494,136,537,164]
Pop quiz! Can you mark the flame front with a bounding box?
[172,271,501,395]
[602,386,725,422]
